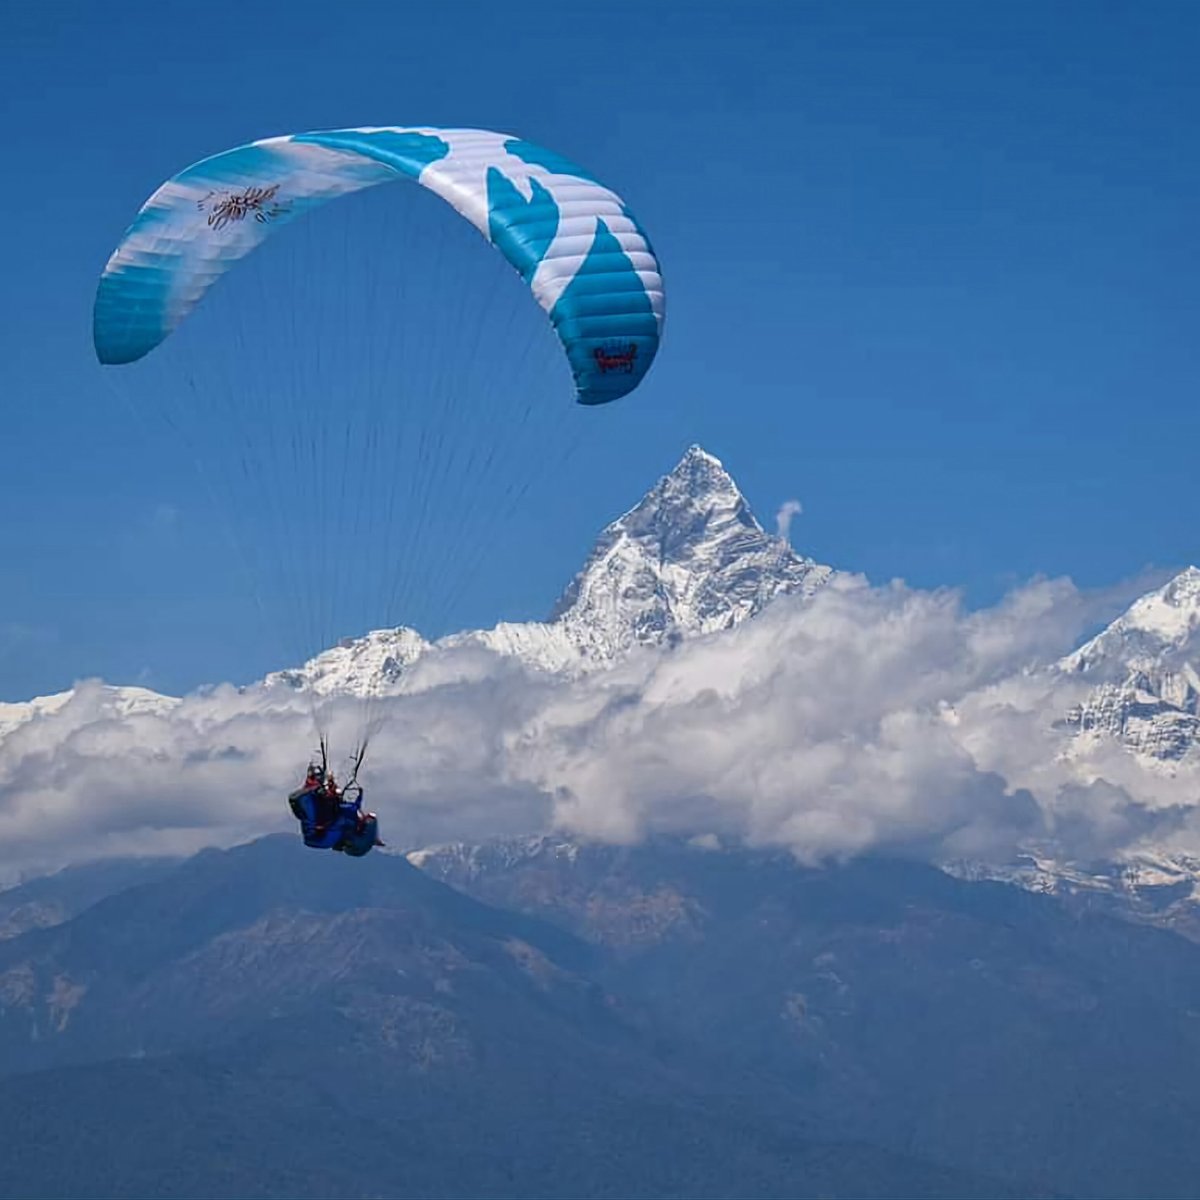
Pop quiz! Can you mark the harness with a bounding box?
[287,737,372,851]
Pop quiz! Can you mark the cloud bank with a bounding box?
[2,573,1198,880]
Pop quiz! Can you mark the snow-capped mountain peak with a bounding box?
[272,444,833,692]
[552,443,752,621]
[1060,567,1200,764]
[1062,566,1200,678]
[543,444,831,659]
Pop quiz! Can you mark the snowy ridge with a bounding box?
[408,834,1200,946]
[407,835,580,880]
[945,848,1200,899]
[943,847,1200,941]
[265,627,430,698]
[271,445,833,693]
[1060,567,1200,764]
[1063,567,1200,677]
[0,685,177,740]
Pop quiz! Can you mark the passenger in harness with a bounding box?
[288,759,383,857]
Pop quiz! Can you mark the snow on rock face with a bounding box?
[1062,567,1200,679]
[276,445,834,692]
[943,847,1200,942]
[1059,568,1200,764]
[407,835,580,881]
[544,444,832,662]
[0,686,178,739]
[264,627,429,697]
[1065,677,1200,764]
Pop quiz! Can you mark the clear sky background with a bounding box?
[2,0,1197,701]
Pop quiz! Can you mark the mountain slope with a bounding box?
[0,835,603,1074]
[0,836,1012,1200]
[412,834,1200,1200]
[0,1044,1010,1200]
[0,856,181,940]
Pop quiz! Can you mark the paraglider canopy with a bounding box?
[94,126,664,404]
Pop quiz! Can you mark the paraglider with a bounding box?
[93,125,665,855]
[288,753,383,856]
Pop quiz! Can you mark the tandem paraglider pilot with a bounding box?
[288,763,383,857]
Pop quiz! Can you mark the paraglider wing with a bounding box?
[93,126,664,404]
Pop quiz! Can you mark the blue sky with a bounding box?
[2,0,1197,701]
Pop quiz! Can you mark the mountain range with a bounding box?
[8,444,1199,758]
[5,444,1200,1196]
[270,446,1200,785]
[0,836,1037,1200]
[6,833,1200,1197]
[6,445,1200,914]
[10,444,1198,769]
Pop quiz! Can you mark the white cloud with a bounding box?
[775,499,802,541]
[0,573,1197,881]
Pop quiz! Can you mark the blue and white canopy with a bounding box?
[94,127,664,404]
